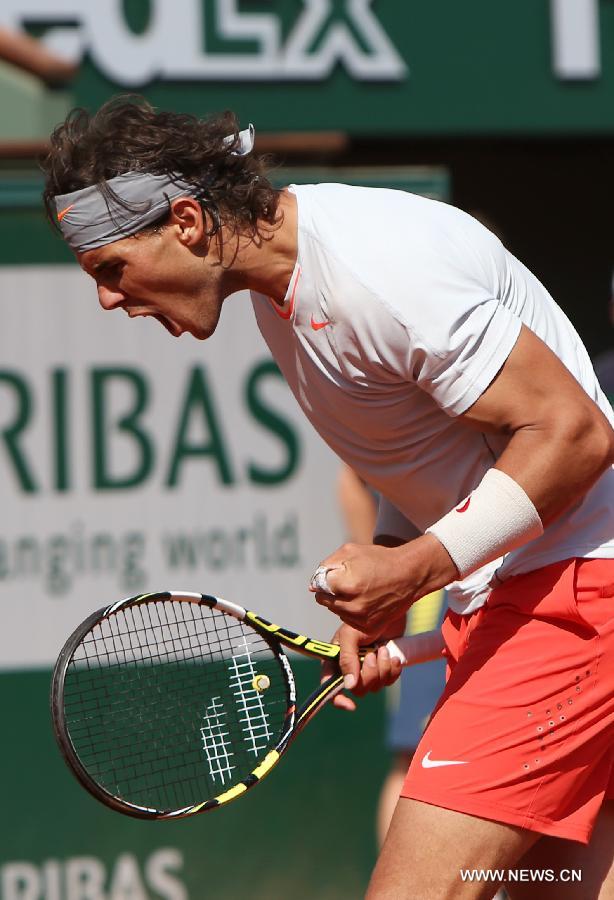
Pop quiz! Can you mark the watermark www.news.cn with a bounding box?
[460,868,582,884]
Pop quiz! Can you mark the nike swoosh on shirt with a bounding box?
[421,751,469,769]
[310,315,331,330]
[57,203,75,222]
[455,497,471,513]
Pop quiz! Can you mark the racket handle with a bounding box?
[386,629,444,666]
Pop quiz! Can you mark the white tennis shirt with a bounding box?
[250,184,614,614]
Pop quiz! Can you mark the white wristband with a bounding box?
[386,629,444,666]
[426,468,543,579]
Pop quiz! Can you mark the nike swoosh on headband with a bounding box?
[56,203,74,222]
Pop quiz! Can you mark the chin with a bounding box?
[196,328,215,341]
[193,316,221,341]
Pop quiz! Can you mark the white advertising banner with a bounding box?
[0,265,344,669]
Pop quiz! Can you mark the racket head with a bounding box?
[51,591,297,819]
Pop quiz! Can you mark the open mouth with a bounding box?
[124,307,183,337]
[153,313,182,337]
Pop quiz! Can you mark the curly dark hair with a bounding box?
[40,95,282,241]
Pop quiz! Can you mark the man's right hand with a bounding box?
[322,621,405,711]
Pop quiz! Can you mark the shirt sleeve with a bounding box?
[373,211,524,416]
[403,300,522,416]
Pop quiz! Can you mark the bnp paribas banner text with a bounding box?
[0,266,343,670]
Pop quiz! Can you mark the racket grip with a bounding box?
[386,629,444,666]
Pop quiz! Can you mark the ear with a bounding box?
[168,197,208,248]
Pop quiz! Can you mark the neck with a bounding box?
[220,189,298,304]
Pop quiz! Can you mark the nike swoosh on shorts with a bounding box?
[421,750,469,768]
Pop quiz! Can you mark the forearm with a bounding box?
[312,403,614,626]
[0,27,77,84]
[388,534,458,604]
[418,409,614,585]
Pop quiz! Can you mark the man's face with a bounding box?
[78,205,226,340]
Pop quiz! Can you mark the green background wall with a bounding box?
[13,0,614,135]
[1,666,388,899]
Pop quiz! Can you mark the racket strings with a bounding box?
[67,605,276,801]
[62,599,289,812]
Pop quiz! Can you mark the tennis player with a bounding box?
[42,98,614,899]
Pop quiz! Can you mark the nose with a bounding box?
[97,284,126,311]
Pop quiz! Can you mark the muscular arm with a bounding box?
[315,325,614,689]
[389,324,614,599]
[459,324,614,525]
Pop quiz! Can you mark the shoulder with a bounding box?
[291,182,504,288]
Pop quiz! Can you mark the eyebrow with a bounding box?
[91,258,121,274]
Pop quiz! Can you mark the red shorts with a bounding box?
[401,558,614,843]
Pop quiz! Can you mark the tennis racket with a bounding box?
[51,590,443,820]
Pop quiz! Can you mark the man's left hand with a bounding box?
[309,535,455,632]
